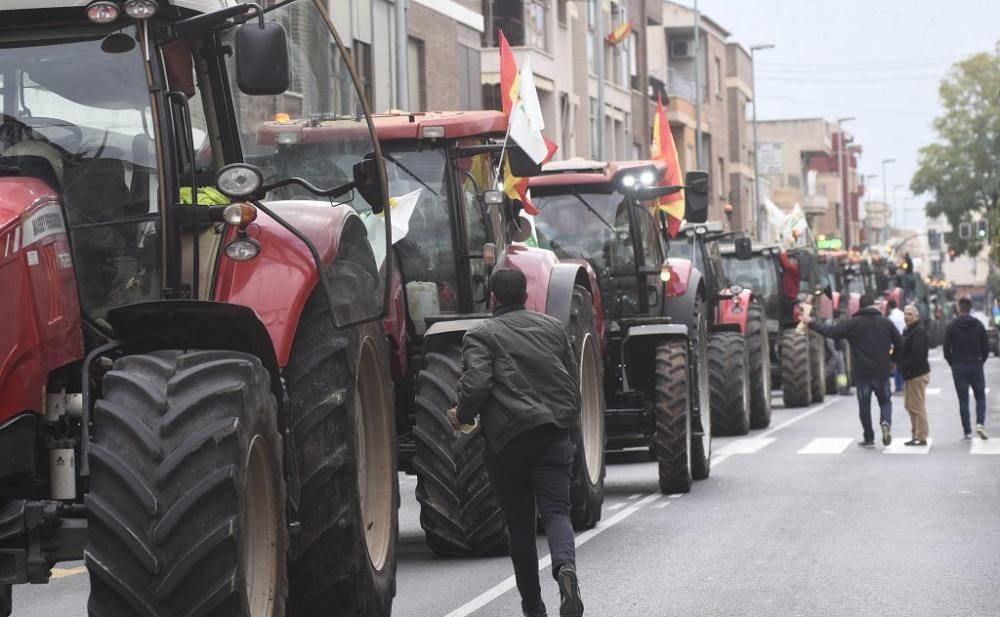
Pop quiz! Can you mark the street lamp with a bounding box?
[864,173,878,243]
[836,117,856,247]
[881,158,896,234]
[750,43,775,241]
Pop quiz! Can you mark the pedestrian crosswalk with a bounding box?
[792,436,996,454]
[797,438,853,454]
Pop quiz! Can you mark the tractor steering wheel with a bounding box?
[0,114,84,155]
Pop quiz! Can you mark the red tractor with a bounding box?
[368,112,607,555]
[671,223,771,434]
[0,2,400,616]
[528,159,713,493]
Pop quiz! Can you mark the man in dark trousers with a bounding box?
[448,268,584,617]
[943,297,991,440]
[801,294,903,447]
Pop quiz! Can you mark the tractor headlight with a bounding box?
[123,0,158,19]
[225,238,262,262]
[216,164,264,200]
[86,1,120,23]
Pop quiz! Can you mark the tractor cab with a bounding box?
[530,159,670,321]
[720,242,783,332]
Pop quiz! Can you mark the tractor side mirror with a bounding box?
[508,214,533,243]
[684,171,709,224]
[235,22,290,95]
[734,236,753,261]
[353,156,387,214]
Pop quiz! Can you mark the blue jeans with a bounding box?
[952,363,987,434]
[893,368,904,392]
[856,379,893,442]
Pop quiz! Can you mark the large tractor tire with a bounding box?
[824,341,839,395]
[86,350,287,617]
[779,329,812,408]
[690,300,712,481]
[708,331,751,436]
[655,339,693,494]
[413,343,507,557]
[746,303,772,429]
[809,330,826,404]
[566,286,605,531]
[284,294,398,617]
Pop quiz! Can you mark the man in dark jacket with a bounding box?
[900,305,931,445]
[943,297,990,440]
[802,294,903,447]
[449,268,584,617]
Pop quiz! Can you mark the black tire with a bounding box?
[1,583,9,617]
[86,350,287,617]
[413,343,507,557]
[825,341,839,395]
[689,300,712,481]
[284,294,398,617]
[779,329,812,408]
[566,286,605,531]
[708,331,751,436]
[746,303,772,429]
[655,339,692,494]
[809,330,826,404]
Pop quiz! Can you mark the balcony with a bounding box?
[802,194,829,216]
[667,67,700,103]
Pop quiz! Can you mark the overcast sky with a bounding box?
[686,0,1000,231]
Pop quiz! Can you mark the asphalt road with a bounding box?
[15,348,1000,617]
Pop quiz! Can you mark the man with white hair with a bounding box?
[899,305,930,445]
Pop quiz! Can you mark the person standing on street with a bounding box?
[887,299,906,394]
[801,294,903,447]
[448,268,585,617]
[900,305,931,446]
[943,297,991,440]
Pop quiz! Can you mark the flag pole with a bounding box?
[494,117,513,183]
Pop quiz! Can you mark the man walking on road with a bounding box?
[449,268,585,617]
[900,305,931,446]
[887,299,906,394]
[943,297,991,440]
[801,294,902,447]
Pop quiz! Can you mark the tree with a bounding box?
[912,44,1000,261]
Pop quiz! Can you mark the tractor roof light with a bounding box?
[639,170,655,186]
[216,164,264,200]
[87,1,120,23]
[621,175,637,188]
[123,0,158,19]
[421,126,446,139]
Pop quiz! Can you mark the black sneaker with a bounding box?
[557,566,584,617]
[523,606,548,617]
[858,439,875,447]
[881,422,892,446]
[904,439,927,446]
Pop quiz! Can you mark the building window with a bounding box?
[458,45,482,110]
[352,40,373,110]
[715,56,722,98]
[718,157,726,199]
[525,0,549,51]
[407,37,425,111]
[590,98,599,159]
[629,31,640,91]
[586,0,595,72]
[559,92,572,157]
[557,0,567,26]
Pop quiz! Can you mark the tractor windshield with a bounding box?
[723,255,779,299]
[533,190,635,277]
[0,27,160,319]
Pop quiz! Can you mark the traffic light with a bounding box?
[976,219,989,239]
[959,222,973,240]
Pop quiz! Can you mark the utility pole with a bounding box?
[595,0,606,159]
[836,117,855,248]
[693,0,702,169]
[395,0,409,110]
[864,173,878,244]
[750,43,774,241]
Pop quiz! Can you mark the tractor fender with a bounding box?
[544,261,606,351]
[503,244,558,314]
[621,323,688,392]
[663,258,704,329]
[714,288,753,334]
[214,202,378,367]
[815,292,835,321]
[421,318,489,356]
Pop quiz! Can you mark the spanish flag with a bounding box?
[651,93,685,238]
[606,21,632,46]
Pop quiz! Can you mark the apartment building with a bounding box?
[331,0,485,113]
[756,118,863,247]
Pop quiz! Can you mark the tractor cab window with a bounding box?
[0,27,161,319]
[225,0,386,326]
[723,255,779,299]
[534,190,630,278]
[384,147,459,327]
[635,208,664,267]
[458,152,497,313]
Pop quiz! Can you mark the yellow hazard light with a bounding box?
[223,203,258,227]
[274,113,292,123]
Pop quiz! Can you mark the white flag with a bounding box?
[508,57,554,165]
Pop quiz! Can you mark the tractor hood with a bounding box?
[0,177,59,234]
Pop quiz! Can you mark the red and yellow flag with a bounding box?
[606,21,632,46]
[651,93,685,238]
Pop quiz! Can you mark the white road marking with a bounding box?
[883,438,933,454]
[757,398,839,440]
[970,439,1000,454]
[50,566,86,579]
[628,493,642,500]
[926,387,942,395]
[798,438,853,454]
[607,502,627,511]
[653,501,671,509]
[442,494,660,617]
[715,437,776,456]
[668,493,684,498]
